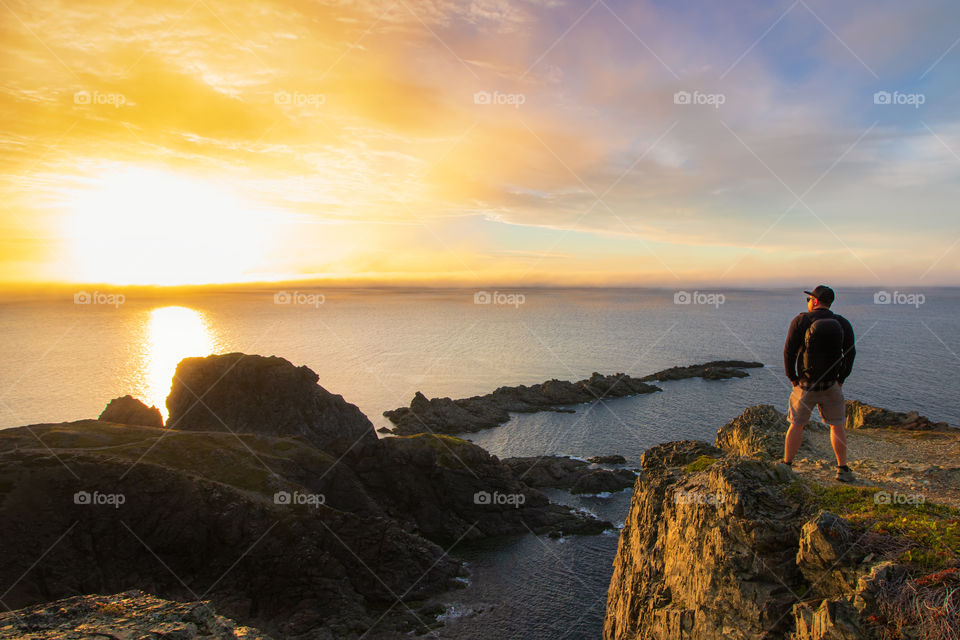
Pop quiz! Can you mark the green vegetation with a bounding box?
[784,479,960,571]
[684,455,717,474]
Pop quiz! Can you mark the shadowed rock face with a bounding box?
[98,395,163,427]
[166,353,377,455]
[0,353,612,638]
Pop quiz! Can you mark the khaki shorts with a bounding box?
[788,382,845,426]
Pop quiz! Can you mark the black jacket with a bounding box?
[783,309,856,385]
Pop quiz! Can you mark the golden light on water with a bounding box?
[141,306,218,419]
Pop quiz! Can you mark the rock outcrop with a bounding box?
[384,360,763,435]
[0,591,273,640]
[98,394,163,427]
[166,353,377,455]
[639,360,763,382]
[603,404,960,640]
[501,455,637,494]
[0,354,610,638]
[845,400,949,431]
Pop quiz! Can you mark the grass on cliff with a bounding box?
[785,479,960,639]
[684,455,717,474]
[784,479,960,571]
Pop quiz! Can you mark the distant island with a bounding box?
[383,360,764,435]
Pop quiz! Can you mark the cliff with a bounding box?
[603,404,960,640]
[0,354,609,639]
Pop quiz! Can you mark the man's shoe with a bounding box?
[836,465,854,483]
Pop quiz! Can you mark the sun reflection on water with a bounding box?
[143,306,217,419]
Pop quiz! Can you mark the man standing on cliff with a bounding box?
[782,285,856,482]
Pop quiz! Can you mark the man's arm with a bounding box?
[783,314,805,384]
[838,316,856,384]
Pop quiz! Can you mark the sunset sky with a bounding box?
[2,0,959,287]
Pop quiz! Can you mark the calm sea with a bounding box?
[1,287,957,638]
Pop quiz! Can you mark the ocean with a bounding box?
[1,286,957,638]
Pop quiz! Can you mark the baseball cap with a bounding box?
[803,285,835,306]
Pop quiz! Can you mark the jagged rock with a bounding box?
[715,404,789,459]
[792,598,864,640]
[640,440,723,473]
[501,455,635,494]
[845,400,949,431]
[166,353,377,455]
[353,438,612,544]
[796,512,866,597]
[98,394,163,427]
[0,590,273,639]
[384,361,763,436]
[604,454,803,639]
[853,561,908,614]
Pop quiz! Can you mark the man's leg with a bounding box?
[783,421,805,464]
[828,422,847,467]
[784,384,812,464]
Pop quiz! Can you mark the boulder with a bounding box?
[845,400,949,431]
[98,395,163,427]
[166,353,377,455]
[714,404,789,459]
[501,455,636,494]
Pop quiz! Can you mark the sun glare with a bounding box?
[63,167,269,286]
[141,306,218,418]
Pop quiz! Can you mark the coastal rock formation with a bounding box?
[639,360,763,382]
[0,422,460,638]
[501,455,637,494]
[98,394,163,427]
[0,354,610,638]
[0,591,273,640]
[355,438,612,543]
[166,353,377,455]
[603,405,960,640]
[845,400,949,431]
[384,360,763,436]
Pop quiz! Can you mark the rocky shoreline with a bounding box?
[2,353,955,639]
[382,360,763,435]
[0,353,643,639]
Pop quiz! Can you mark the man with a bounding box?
[782,285,856,482]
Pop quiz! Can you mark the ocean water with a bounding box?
[1,287,958,638]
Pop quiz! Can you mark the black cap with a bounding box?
[804,285,835,306]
